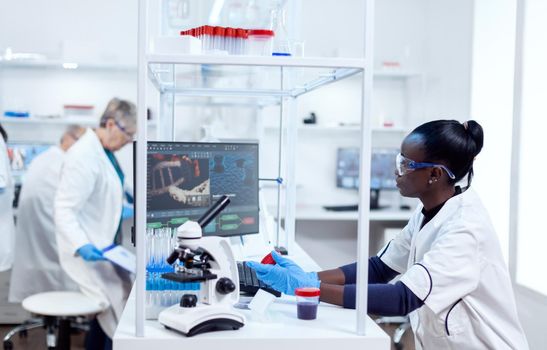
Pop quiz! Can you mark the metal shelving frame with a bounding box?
[136,0,374,338]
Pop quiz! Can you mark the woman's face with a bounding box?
[395,134,432,198]
[103,118,135,152]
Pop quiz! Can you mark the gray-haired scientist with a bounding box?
[55,98,136,350]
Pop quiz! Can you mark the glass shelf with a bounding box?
[146,55,365,98]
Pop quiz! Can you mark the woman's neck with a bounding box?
[420,185,456,211]
[94,128,108,148]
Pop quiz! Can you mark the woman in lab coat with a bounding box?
[0,123,15,272]
[55,99,136,349]
[8,125,85,302]
[249,120,529,349]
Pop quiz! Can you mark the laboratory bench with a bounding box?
[113,244,390,350]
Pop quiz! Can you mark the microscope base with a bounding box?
[158,304,245,337]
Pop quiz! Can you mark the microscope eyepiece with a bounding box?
[197,195,230,228]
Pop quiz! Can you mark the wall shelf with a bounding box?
[0,116,97,127]
[0,59,137,72]
[264,125,407,133]
[373,70,423,79]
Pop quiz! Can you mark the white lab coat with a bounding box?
[55,128,132,338]
[0,136,14,271]
[9,146,79,302]
[380,188,528,350]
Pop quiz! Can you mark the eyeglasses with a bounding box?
[114,120,135,141]
[395,153,456,179]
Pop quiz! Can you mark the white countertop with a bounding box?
[113,244,390,350]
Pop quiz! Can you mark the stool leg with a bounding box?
[44,316,56,350]
[57,318,71,350]
[3,319,44,350]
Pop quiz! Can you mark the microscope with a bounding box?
[158,195,245,337]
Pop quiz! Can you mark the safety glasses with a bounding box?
[395,153,456,179]
[114,119,135,141]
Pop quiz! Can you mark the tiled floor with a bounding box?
[0,324,85,350]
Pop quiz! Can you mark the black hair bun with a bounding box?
[465,120,484,158]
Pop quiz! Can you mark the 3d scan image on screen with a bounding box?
[146,142,259,237]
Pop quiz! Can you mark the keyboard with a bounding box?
[236,261,281,297]
[323,204,359,211]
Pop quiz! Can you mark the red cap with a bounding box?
[203,25,214,35]
[260,253,276,265]
[248,29,274,37]
[225,27,236,37]
[235,28,246,39]
[214,26,226,37]
[295,287,320,297]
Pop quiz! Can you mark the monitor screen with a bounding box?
[336,148,398,190]
[147,142,259,237]
[6,142,52,184]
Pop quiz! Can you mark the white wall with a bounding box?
[423,0,474,122]
[0,0,137,64]
[470,0,517,263]
[511,0,547,347]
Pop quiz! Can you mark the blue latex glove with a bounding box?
[77,244,106,261]
[246,251,319,295]
[122,204,134,220]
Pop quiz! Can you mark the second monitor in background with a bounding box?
[335,147,398,210]
[146,142,259,237]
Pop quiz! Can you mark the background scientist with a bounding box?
[0,123,15,272]
[9,125,86,302]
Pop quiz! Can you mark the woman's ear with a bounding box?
[430,167,443,183]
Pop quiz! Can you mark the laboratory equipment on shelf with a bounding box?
[181,25,249,54]
[180,26,275,55]
[158,195,245,337]
[247,30,275,56]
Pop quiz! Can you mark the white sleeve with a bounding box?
[0,164,7,188]
[378,210,419,273]
[0,142,9,188]
[54,154,97,254]
[399,226,480,314]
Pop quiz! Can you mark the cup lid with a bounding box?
[248,29,275,37]
[295,287,320,297]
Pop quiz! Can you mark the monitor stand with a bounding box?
[370,189,380,210]
[323,189,385,211]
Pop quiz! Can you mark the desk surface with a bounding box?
[294,204,414,222]
[113,245,390,350]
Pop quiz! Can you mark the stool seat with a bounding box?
[22,291,104,317]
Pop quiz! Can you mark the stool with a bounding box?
[376,315,411,350]
[3,291,104,350]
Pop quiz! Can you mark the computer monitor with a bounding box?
[6,142,52,184]
[336,147,398,190]
[146,141,259,237]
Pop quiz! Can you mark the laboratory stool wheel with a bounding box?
[3,340,13,350]
[2,291,104,350]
